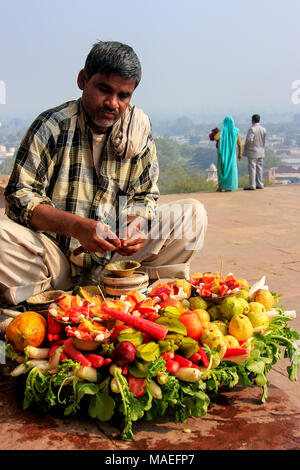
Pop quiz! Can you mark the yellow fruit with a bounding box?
[224,335,240,348]
[6,311,47,352]
[238,298,250,315]
[251,289,275,311]
[220,297,245,320]
[189,297,208,311]
[207,305,222,321]
[201,324,227,359]
[237,279,250,291]
[235,288,251,302]
[248,302,266,314]
[248,311,270,329]
[212,320,228,336]
[228,314,253,342]
[193,309,210,326]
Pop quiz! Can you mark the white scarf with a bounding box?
[110,104,151,159]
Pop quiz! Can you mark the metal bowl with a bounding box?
[105,260,141,278]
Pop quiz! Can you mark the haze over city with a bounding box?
[1,0,300,122]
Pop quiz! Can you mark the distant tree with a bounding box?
[0,156,15,175]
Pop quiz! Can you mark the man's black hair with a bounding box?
[84,41,142,87]
[252,114,260,123]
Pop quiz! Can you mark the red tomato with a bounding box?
[128,375,146,398]
[179,311,204,339]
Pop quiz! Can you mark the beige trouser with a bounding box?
[0,198,207,305]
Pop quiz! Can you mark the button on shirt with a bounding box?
[4,99,159,282]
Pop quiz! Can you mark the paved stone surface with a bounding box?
[0,184,300,450]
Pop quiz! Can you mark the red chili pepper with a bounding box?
[173,354,193,368]
[63,338,92,367]
[84,354,105,368]
[189,352,202,363]
[103,358,112,367]
[47,332,65,342]
[224,347,248,358]
[198,346,210,368]
[161,352,175,361]
[165,360,180,373]
[122,366,128,375]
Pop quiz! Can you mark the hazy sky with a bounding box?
[1,0,300,120]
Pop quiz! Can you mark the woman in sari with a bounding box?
[214,116,242,192]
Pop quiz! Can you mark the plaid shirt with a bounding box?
[5,99,159,281]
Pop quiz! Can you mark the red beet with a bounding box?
[111,341,136,366]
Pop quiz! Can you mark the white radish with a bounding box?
[174,367,202,382]
[11,364,27,376]
[11,360,49,377]
[109,364,122,376]
[74,365,97,382]
[48,346,64,370]
[110,377,121,393]
[148,379,162,399]
[24,346,50,359]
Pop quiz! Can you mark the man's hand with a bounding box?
[76,219,121,254]
[29,204,122,254]
[117,216,147,256]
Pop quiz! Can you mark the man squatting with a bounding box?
[0,41,207,306]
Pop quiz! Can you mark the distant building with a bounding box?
[205,163,218,183]
[268,165,300,184]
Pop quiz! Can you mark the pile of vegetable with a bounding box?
[4,272,300,441]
